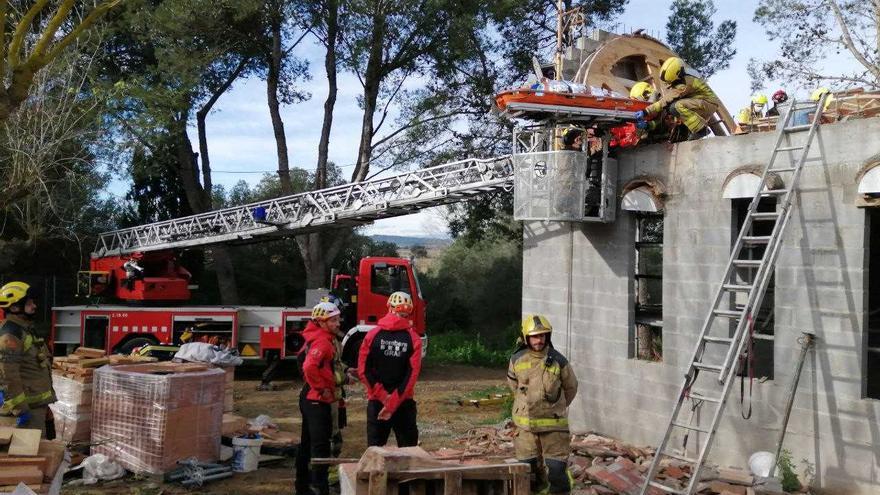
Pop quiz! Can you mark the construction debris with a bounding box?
[456,393,511,407]
[220,413,297,449]
[0,434,66,493]
[164,458,234,487]
[444,423,799,495]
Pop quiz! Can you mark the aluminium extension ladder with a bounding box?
[640,94,829,495]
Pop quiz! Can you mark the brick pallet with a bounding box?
[91,363,224,474]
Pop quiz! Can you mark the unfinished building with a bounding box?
[521,116,880,494]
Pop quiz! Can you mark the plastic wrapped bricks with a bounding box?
[91,364,225,474]
[50,374,94,442]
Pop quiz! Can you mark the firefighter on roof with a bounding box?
[635,57,722,141]
[0,282,55,436]
[358,291,423,447]
[508,314,579,494]
[295,301,348,495]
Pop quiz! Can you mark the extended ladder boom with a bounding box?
[94,156,514,257]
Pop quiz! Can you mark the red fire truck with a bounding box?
[51,255,425,365]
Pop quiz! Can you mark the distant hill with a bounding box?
[370,235,452,248]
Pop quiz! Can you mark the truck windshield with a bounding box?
[370,264,411,296]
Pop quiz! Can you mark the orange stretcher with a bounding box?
[495,89,650,114]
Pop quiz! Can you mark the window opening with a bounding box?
[370,263,412,297]
[866,208,880,399]
[732,197,776,379]
[633,213,664,361]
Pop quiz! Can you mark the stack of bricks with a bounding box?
[91,362,225,474]
[50,347,157,443]
[221,366,234,413]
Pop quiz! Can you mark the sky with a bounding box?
[110,0,856,238]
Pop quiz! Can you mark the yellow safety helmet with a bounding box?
[0,281,33,308]
[659,57,685,84]
[629,81,654,101]
[751,94,768,106]
[737,108,753,125]
[521,314,552,339]
[311,301,341,321]
[387,291,414,315]
[810,87,830,101]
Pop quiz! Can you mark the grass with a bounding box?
[426,331,511,368]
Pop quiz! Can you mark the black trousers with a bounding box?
[295,394,333,495]
[366,398,418,447]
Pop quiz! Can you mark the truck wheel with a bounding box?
[116,337,157,356]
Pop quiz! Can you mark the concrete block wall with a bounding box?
[522,117,880,494]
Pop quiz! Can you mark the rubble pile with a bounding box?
[444,423,793,495]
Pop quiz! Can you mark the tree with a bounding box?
[0,0,121,122]
[665,0,736,78]
[750,0,880,89]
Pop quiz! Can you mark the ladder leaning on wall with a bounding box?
[640,93,829,495]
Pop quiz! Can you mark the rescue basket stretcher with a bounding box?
[494,89,650,123]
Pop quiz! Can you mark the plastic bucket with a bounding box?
[232,436,263,473]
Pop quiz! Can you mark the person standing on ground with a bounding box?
[0,282,55,436]
[635,57,722,141]
[508,314,579,495]
[295,302,347,495]
[358,291,422,447]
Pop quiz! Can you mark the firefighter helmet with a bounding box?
[811,87,831,101]
[659,57,685,84]
[772,90,788,103]
[629,82,654,101]
[751,94,768,106]
[387,291,414,315]
[311,301,341,321]
[521,314,552,339]
[0,281,34,308]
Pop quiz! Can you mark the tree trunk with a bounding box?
[170,115,239,304]
[350,10,385,183]
[267,11,293,195]
[296,231,348,289]
[315,0,339,189]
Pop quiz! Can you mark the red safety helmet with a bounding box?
[772,90,788,104]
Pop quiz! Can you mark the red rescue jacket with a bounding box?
[358,313,422,415]
[299,321,344,403]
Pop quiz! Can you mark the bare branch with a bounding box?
[828,0,880,82]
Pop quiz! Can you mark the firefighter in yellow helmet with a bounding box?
[634,57,722,140]
[811,87,835,111]
[507,315,579,494]
[629,81,655,102]
[0,282,55,436]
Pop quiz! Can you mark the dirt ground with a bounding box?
[62,363,508,495]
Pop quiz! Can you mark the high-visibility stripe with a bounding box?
[0,392,27,413]
[513,361,532,372]
[513,414,568,428]
[26,390,52,404]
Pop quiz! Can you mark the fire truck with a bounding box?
[51,254,424,365]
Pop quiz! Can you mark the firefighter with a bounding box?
[0,282,55,436]
[811,87,835,111]
[358,291,422,447]
[629,81,654,102]
[767,90,788,117]
[635,57,722,140]
[295,301,347,495]
[508,314,578,495]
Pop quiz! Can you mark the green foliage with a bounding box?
[776,449,801,492]
[426,331,510,368]
[420,235,522,339]
[665,0,736,78]
[751,0,879,89]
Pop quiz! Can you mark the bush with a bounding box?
[777,449,801,492]
[426,331,512,368]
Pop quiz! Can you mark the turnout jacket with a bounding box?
[645,75,721,118]
[358,313,422,415]
[299,322,346,403]
[0,315,55,416]
[507,346,578,433]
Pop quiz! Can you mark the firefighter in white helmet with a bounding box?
[508,314,579,494]
[295,301,347,495]
[0,282,55,436]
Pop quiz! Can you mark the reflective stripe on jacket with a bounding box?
[0,316,55,415]
[507,346,578,433]
[646,75,721,118]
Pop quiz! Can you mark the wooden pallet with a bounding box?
[344,446,530,495]
[356,463,530,495]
